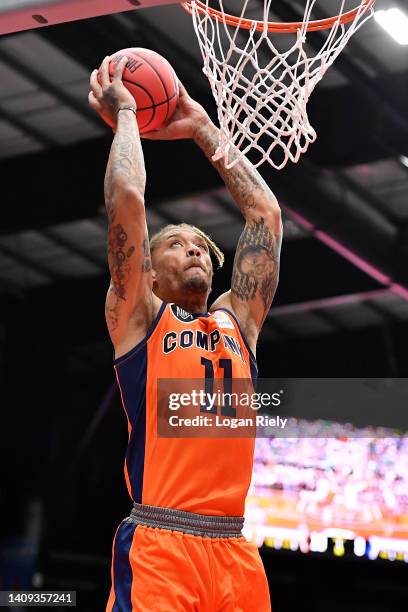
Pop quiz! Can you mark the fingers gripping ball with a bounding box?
[108,48,179,133]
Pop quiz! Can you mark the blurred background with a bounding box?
[0,0,407,610]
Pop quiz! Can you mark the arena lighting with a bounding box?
[354,536,367,557]
[374,8,408,45]
[400,155,408,168]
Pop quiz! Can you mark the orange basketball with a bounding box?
[107,48,179,133]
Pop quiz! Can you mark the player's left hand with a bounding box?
[142,81,211,141]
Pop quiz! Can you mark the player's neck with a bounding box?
[155,289,208,314]
[174,298,208,315]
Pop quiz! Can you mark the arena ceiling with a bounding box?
[0,0,408,347]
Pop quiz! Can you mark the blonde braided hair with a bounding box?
[150,223,224,269]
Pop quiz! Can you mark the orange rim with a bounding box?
[180,0,376,33]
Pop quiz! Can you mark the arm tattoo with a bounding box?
[107,223,135,301]
[105,285,119,332]
[231,218,281,318]
[142,237,152,272]
[104,110,146,222]
[194,122,277,218]
[105,232,150,332]
[104,110,149,310]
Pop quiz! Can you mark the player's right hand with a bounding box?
[142,81,210,141]
[88,55,136,129]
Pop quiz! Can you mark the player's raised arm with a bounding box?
[194,122,282,355]
[89,56,157,348]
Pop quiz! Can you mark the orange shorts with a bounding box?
[106,518,271,611]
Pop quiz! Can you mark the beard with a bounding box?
[182,272,210,294]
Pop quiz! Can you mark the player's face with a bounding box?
[152,230,213,296]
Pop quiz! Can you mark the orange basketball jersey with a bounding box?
[114,302,257,516]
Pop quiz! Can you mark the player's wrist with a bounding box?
[117,105,137,116]
[114,106,140,136]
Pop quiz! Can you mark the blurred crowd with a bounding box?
[249,422,408,526]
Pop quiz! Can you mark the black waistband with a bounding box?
[127,503,244,538]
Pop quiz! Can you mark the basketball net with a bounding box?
[183,0,375,169]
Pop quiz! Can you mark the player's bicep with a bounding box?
[230,213,282,340]
[106,187,153,340]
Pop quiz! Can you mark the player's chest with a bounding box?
[160,325,246,365]
[148,306,249,372]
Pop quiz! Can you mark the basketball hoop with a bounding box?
[181,0,376,169]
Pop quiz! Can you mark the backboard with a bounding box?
[0,0,178,36]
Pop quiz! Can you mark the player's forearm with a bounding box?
[193,121,280,221]
[104,109,146,224]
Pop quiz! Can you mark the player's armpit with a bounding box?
[229,212,282,351]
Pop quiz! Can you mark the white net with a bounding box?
[187,0,375,169]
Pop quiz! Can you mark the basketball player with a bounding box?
[89,55,282,611]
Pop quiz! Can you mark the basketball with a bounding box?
[107,48,179,133]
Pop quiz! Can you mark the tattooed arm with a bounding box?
[195,122,282,355]
[89,55,160,354]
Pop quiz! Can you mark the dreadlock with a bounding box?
[149,223,224,269]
